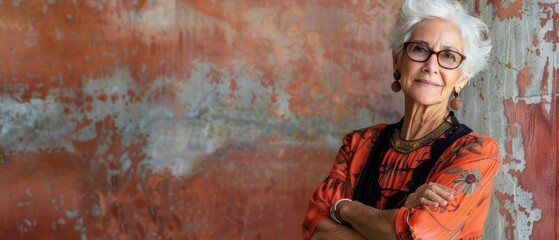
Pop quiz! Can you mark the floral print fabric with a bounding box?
[302,124,501,240]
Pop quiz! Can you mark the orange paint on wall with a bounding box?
[503,98,557,240]
[517,66,532,97]
[487,0,524,20]
[539,2,559,51]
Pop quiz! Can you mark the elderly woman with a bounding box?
[302,0,501,239]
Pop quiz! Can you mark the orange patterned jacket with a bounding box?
[303,123,501,239]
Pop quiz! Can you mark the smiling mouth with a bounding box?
[415,79,441,86]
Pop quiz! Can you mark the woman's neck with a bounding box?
[400,98,450,141]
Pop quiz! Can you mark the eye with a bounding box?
[440,51,458,62]
[411,44,430,53]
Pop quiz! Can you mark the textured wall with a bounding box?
[0,0,556,239]
[468,1,558,239]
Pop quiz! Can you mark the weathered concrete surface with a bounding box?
[469,1,558,239]
[0,0,556,239]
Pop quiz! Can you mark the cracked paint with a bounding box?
[539,2,559,51]
[473,1,557,239]
[487,0,524,20]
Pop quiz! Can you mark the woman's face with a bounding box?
[395,19,467,107]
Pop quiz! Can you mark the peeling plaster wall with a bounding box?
[468,1,558,239]
[0,0,556,239]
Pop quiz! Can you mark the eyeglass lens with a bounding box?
[405,42,463,69]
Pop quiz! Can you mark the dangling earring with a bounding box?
[450,89,462,110]
[391,70,401,92]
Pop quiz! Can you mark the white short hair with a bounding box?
[389,0,492,80]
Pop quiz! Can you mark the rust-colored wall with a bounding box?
[0,0,556,239]
[473,1,558,239]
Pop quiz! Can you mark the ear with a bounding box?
[456,76,469,92]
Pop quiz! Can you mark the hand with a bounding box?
[404,182,457,208]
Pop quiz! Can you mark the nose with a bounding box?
[422,53,439,74]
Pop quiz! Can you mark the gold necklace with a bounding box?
[390,116,454,153]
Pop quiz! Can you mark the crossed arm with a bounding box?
[309,182,456,240]
[303,131,501,240]
[310,204,397,240]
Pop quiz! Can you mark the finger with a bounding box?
[431,184,457,200]
[432,185,455,201]
[406,193,428,209]
[409,185,442,207]
[436,183,458,195]
[423,189,448,206]
[419,197,439,208]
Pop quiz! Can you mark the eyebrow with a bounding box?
[412,40,460,52]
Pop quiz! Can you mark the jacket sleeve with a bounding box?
[302,131,361,240]
[394,135,502,239]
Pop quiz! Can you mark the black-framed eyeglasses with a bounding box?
[404,41,466,69]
